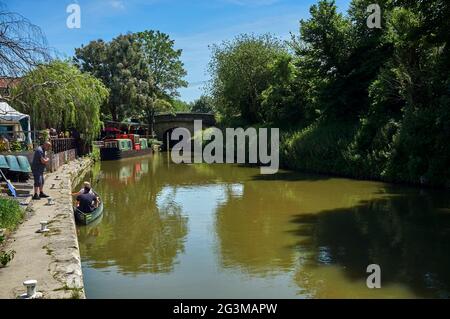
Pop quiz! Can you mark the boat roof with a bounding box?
[105,138,132,142]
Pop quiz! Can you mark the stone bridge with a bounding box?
[154,113,216,147]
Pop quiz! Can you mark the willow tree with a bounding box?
[11,60,109,144]
[0,5,49,79]
[0,3,50,104]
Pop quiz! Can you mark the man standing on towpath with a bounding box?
[31,141,52,200]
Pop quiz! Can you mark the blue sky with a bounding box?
[6,0,350,102]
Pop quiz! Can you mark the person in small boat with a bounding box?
[76,184,99,214]
[72,181,94,196]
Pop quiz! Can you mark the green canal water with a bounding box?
[76,153,450,299]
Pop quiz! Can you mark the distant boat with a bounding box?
[99,135,152,161]
[74,196,104,226]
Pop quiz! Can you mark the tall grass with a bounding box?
[0,198,24,231]
[280,120,358,177]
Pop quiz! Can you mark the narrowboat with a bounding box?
[99,134,153,161]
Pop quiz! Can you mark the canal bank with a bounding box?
[0,157,93,299]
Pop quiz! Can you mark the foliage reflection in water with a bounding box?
[76,154,450,299]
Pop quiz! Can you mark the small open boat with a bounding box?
[74,196,104,226]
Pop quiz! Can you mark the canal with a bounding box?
[76,154,450,299]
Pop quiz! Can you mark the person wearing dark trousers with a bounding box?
[31,141,52,200]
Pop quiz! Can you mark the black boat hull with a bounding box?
[100,148,153,161]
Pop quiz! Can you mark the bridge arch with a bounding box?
[162,127,188,150]
[154,113,216,147]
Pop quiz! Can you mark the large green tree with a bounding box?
[74,31,187,135]
[11,60,109,144]
[208,34,287,125]
[205,0,450,186]
[74,34,151,122]
[133,31,188,133]
[171,99,191,113]
[291,0,353,119]
[135,31,187,99]
[260,53,303,125]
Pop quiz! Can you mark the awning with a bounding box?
[0,101,32,144]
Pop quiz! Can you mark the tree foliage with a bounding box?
[135,30,188,99]
[134,31,188,131]
[208,0,450,186]
[208,34,287,124]
[74,31,187,133]
[0,4,49,79]
[190,95,215,114]
[260,53,302,125]
[74,35,151,122]
[171,99,191,113]
[11,60,109,144]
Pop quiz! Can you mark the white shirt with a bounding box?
[79,188,94,195]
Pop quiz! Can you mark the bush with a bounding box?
[10,141,24,152]
[280,120,358,177]
[0,198,23,231]
[278,110,450,187]
[89,146,101,162]
[39,130,50,144]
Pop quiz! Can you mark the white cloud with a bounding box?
[109,0,125,10]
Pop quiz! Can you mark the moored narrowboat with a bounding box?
[99,135,153,161]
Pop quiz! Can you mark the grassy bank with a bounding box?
[280,121,357,178]
[0,198,24,233]
[279,119,450,188]
[191,119,448,188]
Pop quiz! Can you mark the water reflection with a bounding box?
[78,156,189,275]
[291,191,450,298]
[77,154,450,298]
[215,182,301,275]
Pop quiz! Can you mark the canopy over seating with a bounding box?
[0,101,32,144]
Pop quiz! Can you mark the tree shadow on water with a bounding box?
[250,171,332,182]
[289,190,450,298]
